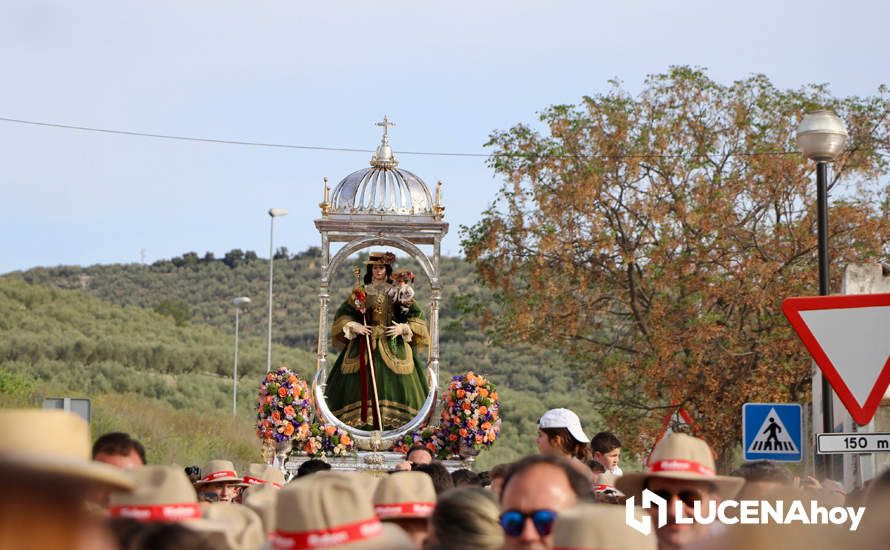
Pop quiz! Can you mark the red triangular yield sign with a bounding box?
[646,406,698,465]
[782,293,890,425]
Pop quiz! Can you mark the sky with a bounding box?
[1,0,888,273]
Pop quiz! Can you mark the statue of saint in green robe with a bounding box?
[325,252,429,430]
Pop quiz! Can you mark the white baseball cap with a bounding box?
[538,408,590,443]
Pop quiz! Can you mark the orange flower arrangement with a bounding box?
[394,371,501,459]
[438,371,501,457]
[255,367,355,457]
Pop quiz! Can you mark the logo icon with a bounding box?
[625,490,667,535]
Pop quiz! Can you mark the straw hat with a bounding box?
[695,522,848,550]
[552,503,657,550]
[364,251,396,265]
[242,463,285,488]
[593,471,622,494]
[372,471,436,520]
[242,482,278,534]
[195,459,242,485]
[615,433,744,499]
[595,471,618,486]
[538,408,590,443]
[109,465,212,523]
[0,409,134,491]
[354,471,381,495]
[202,502,265,550]
[267,471,414,549]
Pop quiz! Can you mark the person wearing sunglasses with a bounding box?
[499,454,591,550]
[616,433,744,550]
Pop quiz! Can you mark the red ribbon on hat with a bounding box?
[374,501,435,518]
[200,470,238,483]
[243,475,267,485]
[243,476,283,489]
[649,459,715,477]
[110,503,202,522]
[272,517,383,549]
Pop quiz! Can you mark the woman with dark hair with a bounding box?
[536,408,594,480]
[325,251,430,429]
[362,257,393,284]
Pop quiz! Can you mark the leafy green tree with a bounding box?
[153,300,191,327]
[297,247,322,258]
[223,249,245,268]
[462,67,890,467]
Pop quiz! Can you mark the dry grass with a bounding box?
[90,393,260,469]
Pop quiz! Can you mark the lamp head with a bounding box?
[796,110,848,162]
[268,208,289,218]
[233,296,251,307]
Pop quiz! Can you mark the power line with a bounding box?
[0,116,377,154]
[0,115,803,160]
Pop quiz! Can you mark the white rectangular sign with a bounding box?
[817,432,890,454]
[42,397,91,423]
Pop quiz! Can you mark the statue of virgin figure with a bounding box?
[325,251,430,430]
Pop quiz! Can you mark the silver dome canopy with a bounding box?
[328,118,435,217]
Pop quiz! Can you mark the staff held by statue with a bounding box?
[351,266,383,432]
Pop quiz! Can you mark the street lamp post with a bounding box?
[266,208,288,373]
[232,296,251,417]
[796,110,848,480]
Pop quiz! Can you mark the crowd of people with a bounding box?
[3,406,890,550]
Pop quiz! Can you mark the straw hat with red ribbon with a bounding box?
[243,482,279,536]
[241,463,285,488]
[0,409,134,491]
[593,471,622,494]
[202,501,266,550]
[372,471,436,520]
[194,459,243,485]
[552,503,656,550]
[615,433,744,499]
[266,471,414,550]
[109,465,221,527]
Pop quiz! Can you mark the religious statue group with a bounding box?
[325,251,430,430]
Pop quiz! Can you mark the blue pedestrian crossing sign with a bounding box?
[742,403,802,462]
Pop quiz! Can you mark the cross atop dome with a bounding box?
[376,115,395,138]
[371,115,397,168]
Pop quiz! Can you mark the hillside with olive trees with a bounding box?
[4,249,602,469]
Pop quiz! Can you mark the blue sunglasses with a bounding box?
[499,509,558,537]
